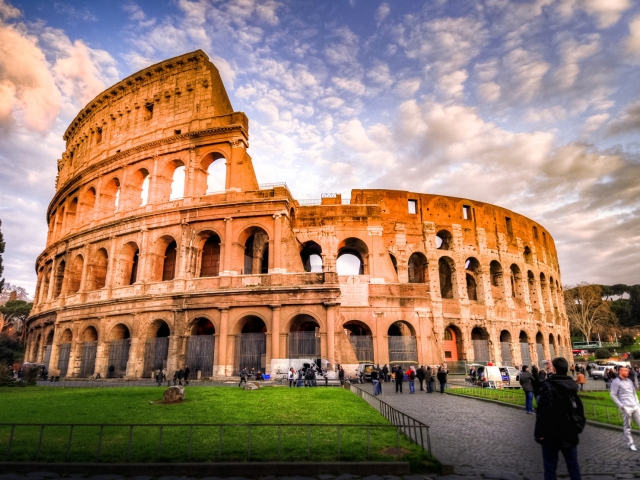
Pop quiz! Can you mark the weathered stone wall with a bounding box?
[26,50,571,379]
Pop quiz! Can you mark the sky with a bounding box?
[0,0,640,297]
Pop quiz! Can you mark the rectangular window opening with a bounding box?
[408,199,417,214]
[506,217,513,237]
[174,129,181,135]
[542,231,547,245]
[95,127,102,144]
[463,205,471,220]
[533,226,538,239]
[144,103,154,120]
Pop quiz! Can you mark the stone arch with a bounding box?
[143,319,171,377]
[435,229,453,250]
[109,324,131,340]
[337,237,369,275]
[86,248,108,290]
[344,320,374,363]
[443,324,463,362]
[241,226,270,275]
[147,319,171,338]
[40,262,53,302]
[548,333,557,359]
[151,235,178,282]
[67,254,84,294]
[388,320,417,364]
[389,253,399,279]
[54,207,65,239]
[190,317,216,335]
[186,317,216,379]
[53,259,66,298]
[288,314,321,359]
[79,325,99,378]
[523,246,533,264]
[408,252,428,284]
[125,167,150,209]
[500,329,513,366]
[198,231,221,277]
[100,177,120,216]
[107,323,131,378]
[300,241,322,273]
[471,326,491,363]
[510,264,524,301]
[549,275,558,309]
[438,256,457,299]
[489,260,504,300]
[79,186,96,225]
[465,257,483,301]
[66,197,78,232]
[527,270,539,310]
[203,152,227,194]
[57,328,73,377]
[535,331,545,367]
[82,325,99,342]
[540,273,551,311]
[114,242,140,287]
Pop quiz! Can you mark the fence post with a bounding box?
[277,426,281,461]
[337,426,341,460]
[188,426,193,461]
[127,426,133,461]
[36,425,44,461]
[247,425,252,460]
[6,425,15,461]
[307,426,311,460]
[367,426,370,460]
[157,425,163,460]
[218,426,222,461]
[96,425,104,461]
[396,427,400,459]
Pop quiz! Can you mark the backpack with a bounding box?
[548,382,586,434]
[410,370,416,380]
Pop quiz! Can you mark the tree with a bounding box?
[0,220,5,293]
[595,348,612,359]
[611,299,633,326]
[565,283,619,341]
[0,300,33,340]
[620,333,635,348]
[0,283,32,305]
[630,285,640,326]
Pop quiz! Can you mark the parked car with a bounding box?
[499,366,522,388]
[590,365,611,380]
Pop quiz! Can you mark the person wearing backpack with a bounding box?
[408,367,416,393]
[534,357,584,480]
[611,365,640,451]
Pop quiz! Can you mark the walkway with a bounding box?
[360,383,640,479]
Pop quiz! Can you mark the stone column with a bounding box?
[366,226,383,278]
[216,307,229,376]
[125,337,141,378]
[270,305,281,360]
[166,335,179,375]
[271,214,283,273]
[222,218,233,275]
[105,237,118,294]
[325,302,338,367]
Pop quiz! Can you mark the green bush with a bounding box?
[620,333,635,348]
[595,348,612,359]
[631,351,640,360]
[573,356,586,361]
[588,355,596,361]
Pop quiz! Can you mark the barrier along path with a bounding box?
[357,383,640,479]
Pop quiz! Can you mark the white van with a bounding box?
[475,366,506,388]
[269,358,336,379]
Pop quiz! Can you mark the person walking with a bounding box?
[238,367,248,387]
[519,365,535,414]
[575,370,586,391]
[408,367,416,394]
[417,365,425,391]
[184,365,190,385]
[611,366,640,451]
[534,357,585,480]
[570,364,575,377]
[395,366,404,393]
[371,366,380,396]
[532,365,542,407]
[437,366,448,394]
[288,367,295,387]
[339,366,345,388]
[382,364,389,382]
[155,369,162,386]
[425,366,433,393]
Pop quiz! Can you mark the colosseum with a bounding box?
[25,50,572,380]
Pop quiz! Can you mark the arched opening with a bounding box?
[54,207,65,239]
[207,158,227,193]
[288,314,321,359]
[87,248,108,290]
[163,240,178,281]
[519,331,531,367]
[549,276,558,310]
[79,326,98,378]
[337,238,369,275]
[40,262,52,303]
[66,198,78,232]
[435,230,453,250]
[438,256,456,299]
[548,333,556,359]
[527,271,538,310]
[243,228,269,275]
[200,235,221,277]
[58,329,73,377]
[115,242,139,287]
[471,327,491,363]
[387,320,417,365]
[80,187,96,225]
[186,318,215,379]
[536,331,545,368]
[300,241,322,273]
[126,168,150,209]
[235,316,267,374]
[523,246,533,264]
[144,320,170,377]
[170,164,186,200]
[33,334,41,363]
[540,273,551,312]
[53,260,65,298]
[101,178,120,215]
[489,260,504,300]
[43,331,54,370]
[67,255,83,294]
[344,321,373,363]
[510,264,523,301]
[408,252,428,284]
[443,324,463,363]
[500,330,513,366]
[108,324,131,378]
[465,257,483,301]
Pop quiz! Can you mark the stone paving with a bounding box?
[359,383,640,479]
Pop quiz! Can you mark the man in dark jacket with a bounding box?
[382,364,389,382]
[519,365,535,414]
[425,366,433,393]
[395,366,404,393]
[436,366,448,394]
[417,366,426,391]
[534,357,584,480]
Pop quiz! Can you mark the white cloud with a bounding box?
[606,100,640,136]
[626,15,640,56]
[477,82,501,102]
[375,3,390,25]
[582,113,609,133]
[555,34,601,88]
[438,69,467,99]
[503,48,550,103]
[331,76,365,96]
[581,0,632,28]
[524,106,567,123]
[394,78,420,97]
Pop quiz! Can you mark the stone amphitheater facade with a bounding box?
[25,50,571,379]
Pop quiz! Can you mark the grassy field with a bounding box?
[0,386,432,467]
[447,386,632,427]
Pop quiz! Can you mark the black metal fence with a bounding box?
[0,422,424,463]
[349,384,432,459]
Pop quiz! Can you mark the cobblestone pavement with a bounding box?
[360,383,640,479]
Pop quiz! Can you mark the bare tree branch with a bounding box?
[565,282,619,341]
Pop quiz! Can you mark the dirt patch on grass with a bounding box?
[379,446,410,457]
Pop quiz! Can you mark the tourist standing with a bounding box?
[417,365,425,391]
[408,367,416,394]
[339,366,345,388]
[371,366,380,396]
[155,369,162,386]
[519,365,535,414]
[575,370,586,391]
[288,367,295,387]
[570,364,575,377]
[395,366,404,393]
[382,364,389,382]
[611,366,640,451]
[238,367,248,387]
[437,366,448,394]
[534,357,584,480]
[425,366,433,393]
[184,365,190,385]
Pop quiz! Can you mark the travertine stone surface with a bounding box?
[26,51,571,379]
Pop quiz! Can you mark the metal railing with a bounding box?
[0,422,420,463]
[258,182,289,190]
[349,384,432,459]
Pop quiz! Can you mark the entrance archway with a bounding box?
[344,321,373,363]
[536,332,545,368]
[43,331,54,370]
[288,314,321,359]
[471,327,490,363]
[519,331,531,367]
[235,316,267,373]
[58,329,72,377]
[500,330,513,366]
[548,333,556,360]
[143,320,170,377]
[387,321,417,364]
[79,326,98,378]
[443,325,462,362]
[186,318,215,379]
[108,324,131,378]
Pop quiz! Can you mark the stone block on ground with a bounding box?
[160,386,185,403]
[243,382,260,390]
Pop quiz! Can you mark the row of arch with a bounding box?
[49,152,228,242]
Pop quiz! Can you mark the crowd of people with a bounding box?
[367,364,450,396]
[155,365,190,386]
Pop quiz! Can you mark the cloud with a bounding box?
[626,15,640,57]
[581,0,632,28]
[582,113,610,134]
[375,3,390,25]
[555,34,600,88]
[477,82,501,102]
[0,0,19,20]
[502,48,550,103]
[53,3,97,22]
[606,101,640,136]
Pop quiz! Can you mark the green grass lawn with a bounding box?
[0,386,433,467]
[446,386,632,427]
